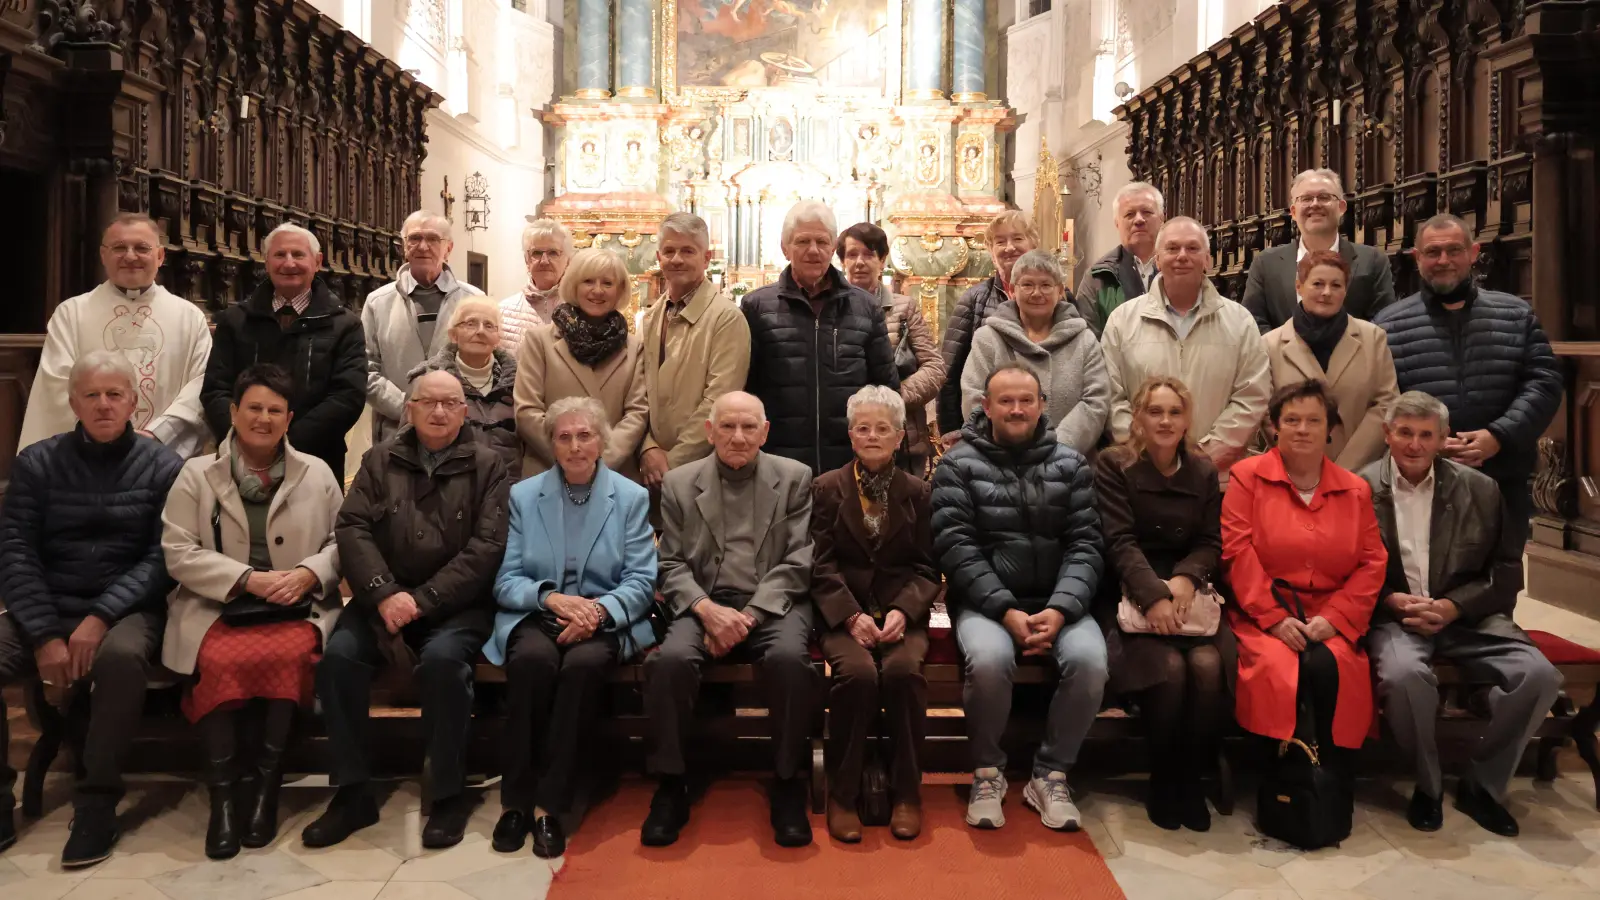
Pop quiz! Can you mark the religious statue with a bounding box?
[663,122,709,179]
[957,133,987,191]
[913,135,941,187]
[853,122,899,182]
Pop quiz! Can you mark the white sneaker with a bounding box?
[1025,771,1081,831]
[966,767,1008,829]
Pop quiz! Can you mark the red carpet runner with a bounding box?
[549,779,1126,899]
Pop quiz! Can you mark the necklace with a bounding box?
[562,473,593,506]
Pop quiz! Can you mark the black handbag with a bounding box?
[212,503,313,627]
[857,711,892,826]
[1254,580,1353,850]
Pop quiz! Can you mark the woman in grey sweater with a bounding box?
[960,250,1109,454]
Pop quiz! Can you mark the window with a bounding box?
[1028,0,1052,17]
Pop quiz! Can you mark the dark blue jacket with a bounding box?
[0,426,182,646]
[930,411,1103,623]
[1373,285,1562,481]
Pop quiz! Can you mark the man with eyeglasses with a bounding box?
[1242,168,1398,333]
[499,218,572,353]
[305,369,509,851]
[1373,214,1562,551]
[20,213,212,457]
[363,210,486,444]
[202,222,367,480]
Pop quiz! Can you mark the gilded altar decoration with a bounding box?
[621,130,650,185]
[572,130,605,188]
[957,132,987,191]
[912,132,942,187]
[1033,135,1061,256]
[767,117,795,162]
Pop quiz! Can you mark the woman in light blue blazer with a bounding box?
[486,395,657,859]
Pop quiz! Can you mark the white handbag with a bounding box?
[1116,586,1223,637]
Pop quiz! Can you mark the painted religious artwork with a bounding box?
[571,131,605,188]
[768,118,795,161]
[621,131,650,184]
[956,132,987,191]
[676,0,891,92]
[733,118,752,156]
[912,131,942,187]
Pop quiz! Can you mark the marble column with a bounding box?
[618,0,654,98]
[951,0,986,103]
[906,0,945,101]
[576,0,612,99]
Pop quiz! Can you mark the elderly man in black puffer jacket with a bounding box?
[931,365,1105,834]
[0,350,183,866]
[1373,213,1562,550]
[742,200,898,475]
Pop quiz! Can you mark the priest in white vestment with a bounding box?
[19,213,212,458]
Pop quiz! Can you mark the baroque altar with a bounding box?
[540,0,1016,330]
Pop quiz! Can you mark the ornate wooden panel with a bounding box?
[1118,0,1600,613]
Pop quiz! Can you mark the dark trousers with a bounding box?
[0,608,162,812]
[500,619,620,815]
[643,603,819,780]
[316,606,483,802]
[820,626,928,806]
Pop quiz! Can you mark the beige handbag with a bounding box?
[1117,586,1223,637]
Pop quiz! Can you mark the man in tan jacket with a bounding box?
[638,213,751,488]
[1101,217,1271,481]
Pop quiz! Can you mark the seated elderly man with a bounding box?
[1359,391,1561,837]
[0,351,183,866]
[642,391,819,848]
[302,370,510,851]
[932,365,1106,834]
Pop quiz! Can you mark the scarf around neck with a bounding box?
[552,303,629,367]
[1292,303,1349,373]
[231,446,286,503]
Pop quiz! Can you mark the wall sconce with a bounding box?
[463,172,490,233]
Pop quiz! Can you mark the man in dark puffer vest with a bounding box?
[0,351,183,867]
[1373,213,1562,551]
[931,365,1106,835]
[742,200,898,475]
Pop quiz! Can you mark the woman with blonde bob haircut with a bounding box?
[1094,375,1231,832]
[513,248,648,479]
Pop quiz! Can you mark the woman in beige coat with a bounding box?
[514,248,649,479]
[1262,249,1399,471]
[161,364,344,860]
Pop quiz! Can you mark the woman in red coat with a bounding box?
[1223,379,1387,758]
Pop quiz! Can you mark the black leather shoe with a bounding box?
[301,786,380,849]
[205,785,241,860]
[640,778,691,847]
[769,778,813,848]
[0,806,16,854]
[531,815,565,859]
[1146,771,1180,831]
[1179,781,1212,833]
[1455,779,1518,837]
[492,810,528,853]
[421,794,473,850]
[60,806,118,869]
[1407,787,1443,832]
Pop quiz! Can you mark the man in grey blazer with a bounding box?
[1360,392,1560,839]
[1242,168,1397,332]
[641,390,820,849]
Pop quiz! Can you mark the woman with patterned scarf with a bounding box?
[513,247,649,480]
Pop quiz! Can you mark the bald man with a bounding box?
[642,391,820,848]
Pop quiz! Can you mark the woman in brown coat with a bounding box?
[836,223,946,476]
[811,385,941,844]
[513,248,649,479]
[1094,375,1230,833]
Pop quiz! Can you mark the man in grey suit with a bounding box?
[1242,168,1397,332]
[641,390,820,849]
[1360,392,1560,839]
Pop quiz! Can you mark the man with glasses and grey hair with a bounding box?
[0,350,184,866]
[21,213,212,458]
[741,200,898,475]
[1359,390,1560,838]
[500,218,572,353]
[364,210,486,443]
[1243,168,1397,332]
[639,212,750,489]
[202,222,367,480]
[1074,182,1164,336]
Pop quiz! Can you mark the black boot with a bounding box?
[200,712,240,860]
[243,702,294,849]
[1,804,17,854]
[1145,763,1181,831]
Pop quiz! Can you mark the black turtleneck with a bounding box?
[1421,279,1477,312]
[73,423,137,468]
[1292,303,1349,373]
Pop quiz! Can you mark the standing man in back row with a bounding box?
[363,210,485,443]
[741,200,898,475]
[1242,168,1397,333]
[1074,182,1164,337]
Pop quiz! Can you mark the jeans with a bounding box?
[955,606,1108,777]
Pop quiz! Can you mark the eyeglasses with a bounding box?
[103,243,158,258]
[850,423,900,439]
[527,249,564,261]
[1293,192,1341,207]
[555,430,600,445]
[1416,244,1471,261]
[409,398,466,412]
[455,318,500,333]
[405,233,446,247]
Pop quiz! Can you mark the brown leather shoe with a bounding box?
[889,802,922,840]
[827,800,863,843]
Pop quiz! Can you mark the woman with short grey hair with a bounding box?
[959,249,1110,453]
[541,395,613,451]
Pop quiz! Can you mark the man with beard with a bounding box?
[1373,213,1562,551]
